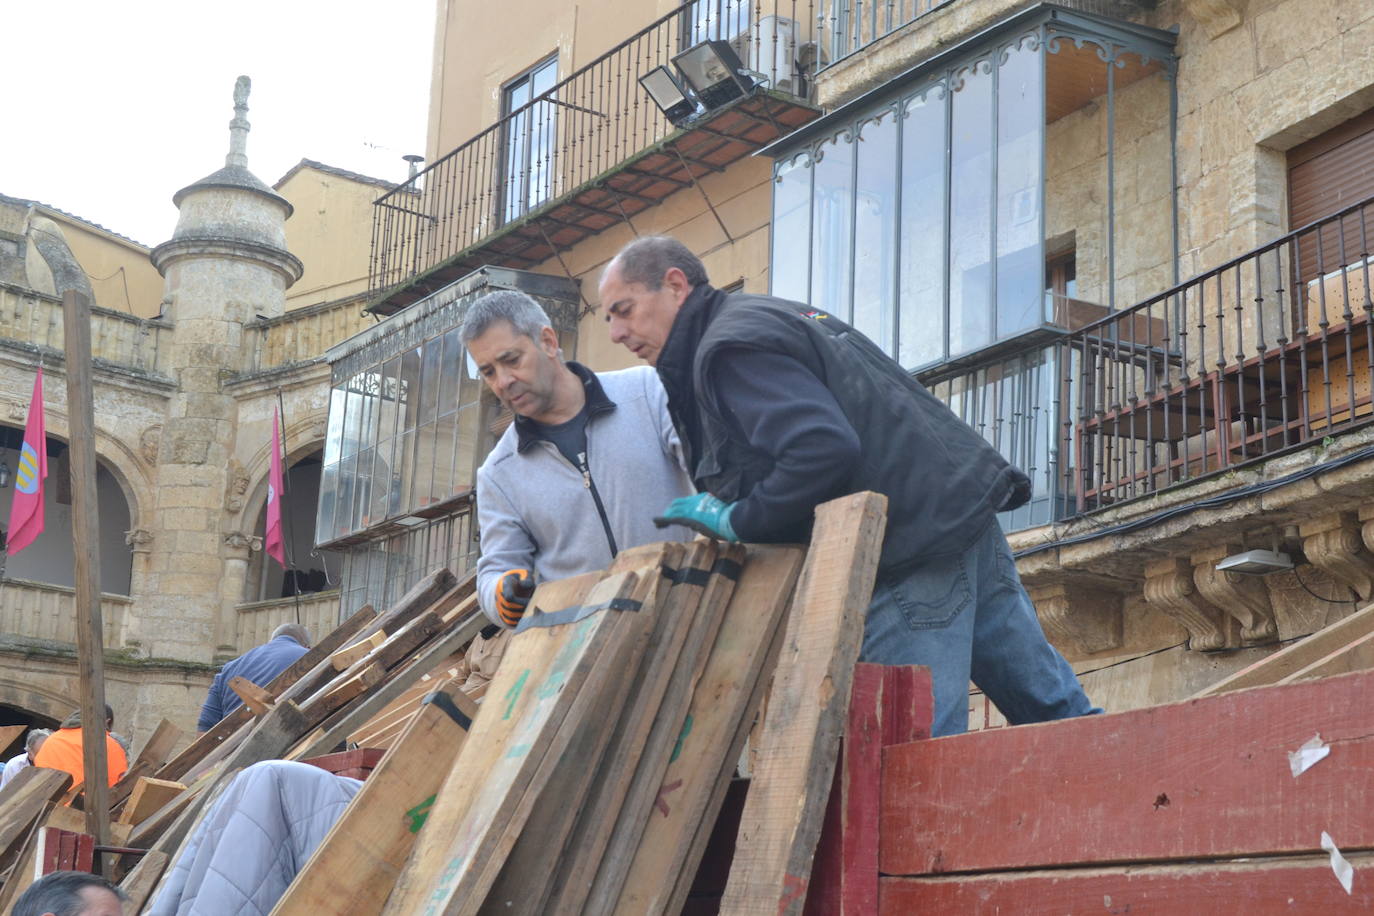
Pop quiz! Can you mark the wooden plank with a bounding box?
[229,676,275,716]
[0,819,42,913]
[118,849,170,914]
[0,769,71,861]
[330,630,387,670]
[1193,602,1374,697]
[63,289,112,850]
[879,856,1374,913]
[154,603,376,782]
[881,667,1374,876]
[271,686,479,915]
[804,664,933,916]
[293,607,487,760]
[109,718,182,810]
[364,568,462,641]
[720,490,887,916]
[117,778,187,827]
[43,805,132,846]
[614,544,806,916]
[382,569,637,915]
[489,542,687,915]
[1280,627,1374,683]
[0,725,27,759]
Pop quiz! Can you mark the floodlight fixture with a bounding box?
[671,39,755,110]
[1216,549,1294,575]
[639,66,697,126]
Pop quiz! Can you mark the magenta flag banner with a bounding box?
[7,369,47,556]
[264,409,287,568]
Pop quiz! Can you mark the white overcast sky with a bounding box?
[1,0,435,247]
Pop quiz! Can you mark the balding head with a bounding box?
[271,623,311,648]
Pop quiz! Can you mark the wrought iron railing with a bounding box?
[1065,195,1374,513]
[816,0,953,64]
[369,0,820,298]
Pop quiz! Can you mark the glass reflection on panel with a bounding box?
[323,387,347,467]
[315,461,337,548]
[996,36,1045,339]
[811,133,855,321]
[354,446,374,531]
[771,153,812,303]
[853,112,898,353]
[948,58,994,356]
[335,453,356,539]
[898,86,948,369]
[341,382,362,459]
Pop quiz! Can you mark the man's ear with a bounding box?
[663,267,694,306]
[538,325,561,357]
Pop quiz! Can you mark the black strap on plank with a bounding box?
[422,691,473,731]
[515,597,644,632]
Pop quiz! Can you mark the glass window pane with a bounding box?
[417,341,441,428]
[811,133,855,320]
[853,112,898,353]
[398,347,423,434]
[412,422,439,510]
[439,329,463,415]
[996,36,1045,338]
[377,357,401,449]
[315,461,336,548]
[771,153,812,303]
[432,410,459,500]
[335,453,356,539]
[323,386,346,467]
[899,85,948,369]
[454,401,484,490]
[341,380,362,459]
[391,429,412,517]
[354,446,374,531]
[949,58,994,355]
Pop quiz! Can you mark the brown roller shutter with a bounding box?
[1288,107,1374,282]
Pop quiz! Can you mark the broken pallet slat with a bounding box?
[382,569,632,916]
[613,544,806,916]
[330,630,387,671]
[489,542,687,915]
[271,685,479,915]
[229,676,275,717]
[1278,626,1374,684]
[0,769,72,863]
[720,490,888,916]
[118,848,170,914]
[881,667,1374,875]
[117,777,188,827]
[1193,601,1374,697]
[109,718,183,811]
[878,855,1374,913]
[0,725,27,759]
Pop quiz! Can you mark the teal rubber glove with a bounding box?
[654,492,740,542]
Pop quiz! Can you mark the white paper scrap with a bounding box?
[1288,734,1331,778]
[1322,831,1354,895]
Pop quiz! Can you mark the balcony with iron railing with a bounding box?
[368,0,825,314]
[0,282,172,380]
[928,195,1374,528]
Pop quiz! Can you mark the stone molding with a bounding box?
[1190,544,1278,643]
[124,528,154,554]
[1300,513,1374,601]
[150,236,304,287]
[1183,0,1243,38]
[1143,557,1237,650]
[223,531,263,557]
[1027,582,1124,656]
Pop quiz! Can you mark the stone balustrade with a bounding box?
[234,590,342,654]
[0,577,131,647]
[0,283,171,375]
[240,297,373,377]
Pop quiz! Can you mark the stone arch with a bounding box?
[0,675,75,725]
[25,402,156,534]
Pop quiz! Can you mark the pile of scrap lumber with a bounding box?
[0,490,888,915]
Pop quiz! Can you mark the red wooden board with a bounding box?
[806,665,933,915]
[882,668,1374,875]
[880,857,1374,914]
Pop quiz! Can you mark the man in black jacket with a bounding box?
[600,235,1097,736]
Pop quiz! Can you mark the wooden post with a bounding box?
[62,289,111,857]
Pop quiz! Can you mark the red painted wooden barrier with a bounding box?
[880,855,1374,914]
[881,668,1374,876]
[805,664,932,915]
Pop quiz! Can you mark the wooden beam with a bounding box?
[271,686,479,915]
[613,544,806,916]
[881,667,1374,875]
[0,769,71,863]
[118,849,170,914]
[720,491,888,916]
[1193,602,1374,697]
[0,725,27,759]
[329,631,387,671]
[229,677,275,717]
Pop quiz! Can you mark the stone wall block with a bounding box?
[1028,582,1125,657]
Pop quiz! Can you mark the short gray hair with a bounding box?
[24,729,50,754]
[610,236,709,290]
[460,290,552,345]
[272,622,310,647]
[13,871,127,916]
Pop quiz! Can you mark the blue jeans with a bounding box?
[860,518,1100,737]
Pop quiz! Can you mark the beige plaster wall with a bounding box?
[50,216,164,319]
[277,168,378,309]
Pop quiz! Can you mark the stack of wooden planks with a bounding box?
[0,491,893,916]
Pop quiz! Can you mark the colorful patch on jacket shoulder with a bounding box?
[801,310,829,321]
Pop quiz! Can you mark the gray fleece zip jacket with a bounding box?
[474,363,694,626]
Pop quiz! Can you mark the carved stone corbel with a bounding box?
[1028,583,1124,656]
[1191,544,1278,643]
[1358,503,1374,559]
[1301,513,1374,601]
[223,531,262,559]
[1183,0,1242,38]
[1143,557,1237,650]
[124,528,154,555]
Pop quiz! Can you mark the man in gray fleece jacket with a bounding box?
[463,290,694,629]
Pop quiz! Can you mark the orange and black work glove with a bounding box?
[496,568,536,628]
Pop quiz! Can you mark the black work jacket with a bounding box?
[656,285,1031,573]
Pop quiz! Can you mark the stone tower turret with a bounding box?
[141,78,304,662]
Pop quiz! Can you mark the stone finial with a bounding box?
[227,76,252,169]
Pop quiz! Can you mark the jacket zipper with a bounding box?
[577,449,619,558]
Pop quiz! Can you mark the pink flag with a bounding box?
[264,409,287,568]
[7,370,47,555]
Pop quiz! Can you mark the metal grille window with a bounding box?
[501,56,559,224]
